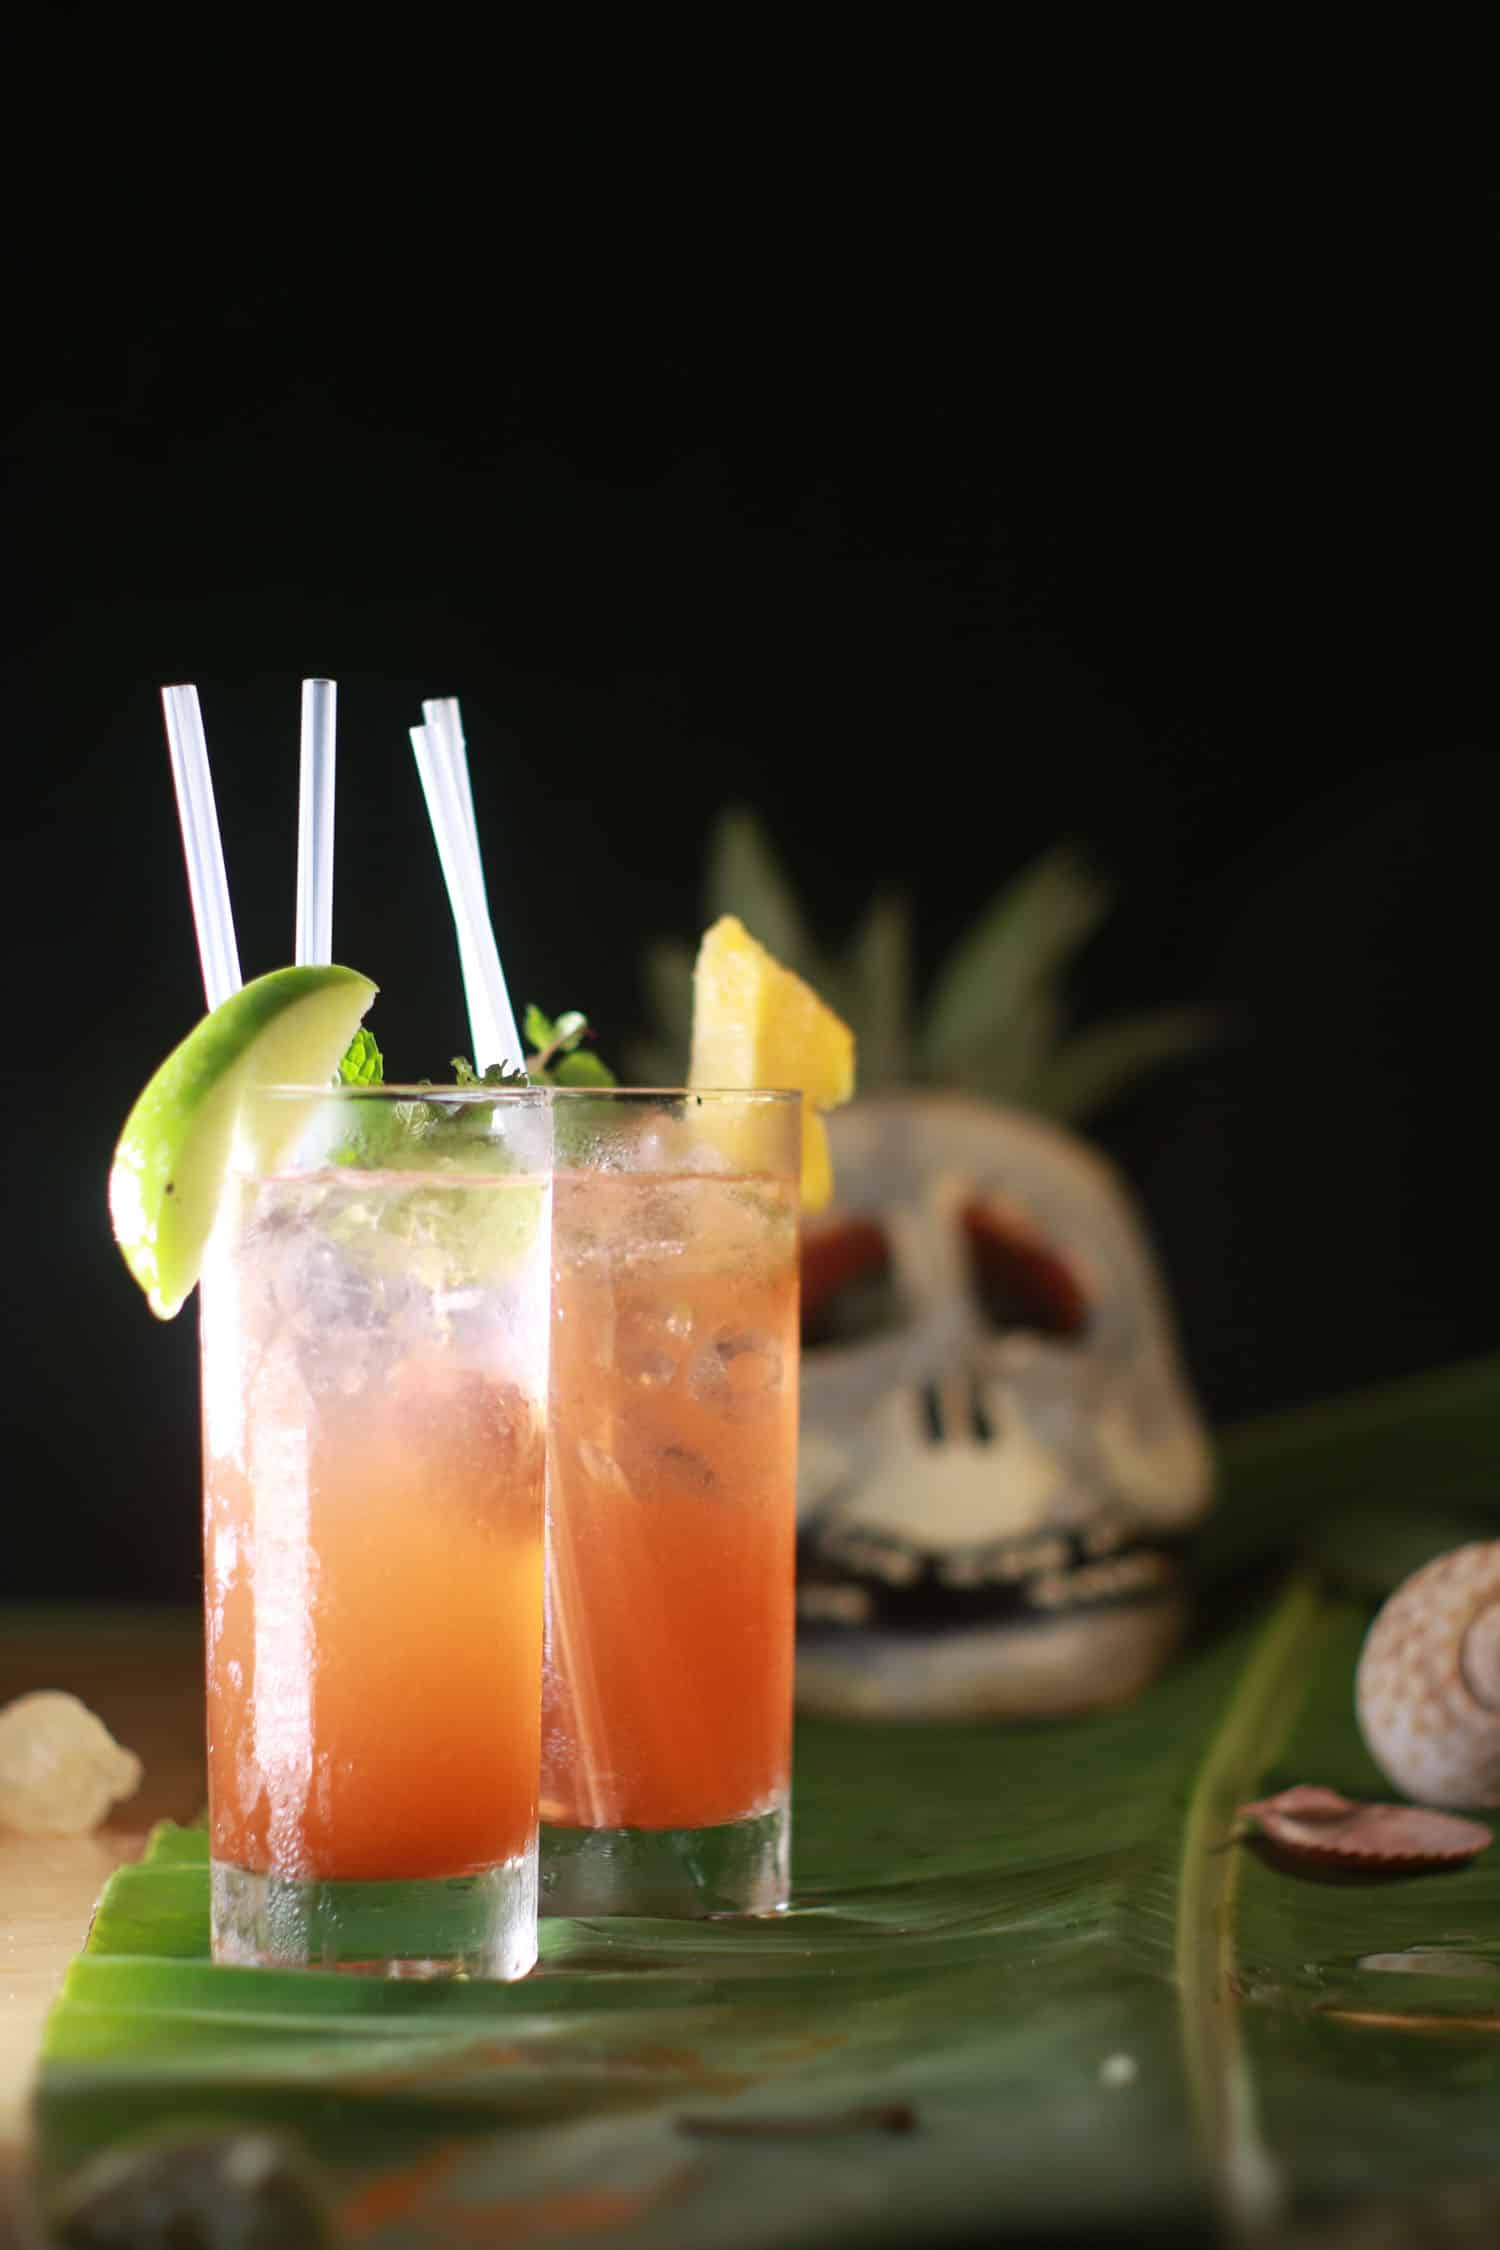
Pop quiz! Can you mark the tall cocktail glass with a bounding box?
[200,1084,553,1978]
[542,1088,802,1917]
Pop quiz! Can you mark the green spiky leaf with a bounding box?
[520,1006,616,1086]
[336,1027,384,1086]
[548,1049,615,1086]
[919,844,1112,1081]
[624,937,696,1083]
[944,981,1068,1106]
[839,891,913,1089]
[705,808,832,990]
[641,812,1216,1114]
[448,1055,529,1088]
[1025,1006,1226,1122]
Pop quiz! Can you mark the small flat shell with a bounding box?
[1236,1785,1491,1869]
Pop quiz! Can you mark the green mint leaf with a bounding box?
[338,1027,383,1085]
[459,1009,615,1086]
[451,1054,530,1089]
[551,1049,616,1086]
[523,1001,614,1081]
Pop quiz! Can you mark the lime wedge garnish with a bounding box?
[109,965,378,1318]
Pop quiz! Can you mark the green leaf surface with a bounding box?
[522,1003,556,1053]
[638,938,696,1057]
[1024,1005,1225,1123]
[637,808,1221,1116]
[839,892,913,1091]
[1202,1350,1500,1594]
[919,845,1112,1082]
[936,981,1067,1107]
[336,1026,384,1086]
[35,1561,1500,2245]
[705,809,832,994]
[550,1049,616,1087]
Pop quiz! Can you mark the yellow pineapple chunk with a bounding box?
[688,915,856,1212]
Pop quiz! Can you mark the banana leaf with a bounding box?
[1205,1349,1500,1595]
[28,1352,1500,2244]
[32,1564,1500,2248]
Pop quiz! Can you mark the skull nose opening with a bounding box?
[960,1195,1090,1339]
[800,1215,900,1348]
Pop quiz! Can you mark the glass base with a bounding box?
[539,1797,789,1919]
[211,1853,537,1980]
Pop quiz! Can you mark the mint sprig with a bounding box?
[522,1005,617,1087]
[337,1026,384,1085]
[451,1007,616,1089]
[451,1055,531,1089]
[335,1004,615,1108]
[322,1005,615,1175]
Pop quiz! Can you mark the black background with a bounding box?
[4,180,1496,1604]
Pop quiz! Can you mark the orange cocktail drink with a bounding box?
[200,1083,552,1978]
[541,1089,801,1917]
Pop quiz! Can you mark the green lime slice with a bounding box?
[109,965,378,1319]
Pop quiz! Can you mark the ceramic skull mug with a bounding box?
[796,1093,1214,1720]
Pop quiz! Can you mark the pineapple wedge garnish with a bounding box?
[688,914,855,1211]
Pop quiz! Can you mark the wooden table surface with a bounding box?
[0,1608,204,2220]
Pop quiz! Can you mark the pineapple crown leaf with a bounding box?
[1025,1006,1229,1123]
[918,844,1112,1077]
[706,808,839,1000]
[633,805,1219,1117]
[842,889,914,1089]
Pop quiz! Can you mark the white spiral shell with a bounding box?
[1356,1543,1500,1808]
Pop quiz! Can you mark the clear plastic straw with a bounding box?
[423,697,482,866]
[420,699,497,1063]
[295,678,337,966]
[410,723,524,1073]
[161,684,242,1010]
[416,702,611,1827]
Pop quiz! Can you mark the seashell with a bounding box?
[0,1690,142,1836]
[1356,1542,1500,1808]
[1236,1784,1491,1870]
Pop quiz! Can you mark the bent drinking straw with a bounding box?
[295,678,337,967]
[420,700,494,1069]
[547,1519,613,1828]
[161,685,242,1011]
[423,698,482,865]
[409,717,524,1074]
[424,698,524,1068]
[411,701,610,1825]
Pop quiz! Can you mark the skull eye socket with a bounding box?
[961,1196,1090,1339]
[800,1216,898,1347]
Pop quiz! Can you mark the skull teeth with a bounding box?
[1027,1552,1176,1609]
[798,1524,1182,1631]
[798,1583,875,1625]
